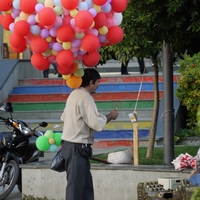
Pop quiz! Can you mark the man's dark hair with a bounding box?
[81,68,101,87]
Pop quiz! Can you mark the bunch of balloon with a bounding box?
[36,130,62,152]
[0,0,128,83]
[61,62,84,89]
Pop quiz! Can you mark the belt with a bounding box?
[62,140,91,146]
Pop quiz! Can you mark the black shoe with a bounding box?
[44,76,49,78]
[121,72,130,75]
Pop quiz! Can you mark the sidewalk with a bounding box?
[5,186,21,200]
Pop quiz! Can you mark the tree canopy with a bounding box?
[99,0,200,63]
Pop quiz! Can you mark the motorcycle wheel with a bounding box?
[0,160,19,200]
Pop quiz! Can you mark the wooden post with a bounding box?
[133,119,138,166]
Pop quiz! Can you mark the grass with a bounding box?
[91,145,200,165]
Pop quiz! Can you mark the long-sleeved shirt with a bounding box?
[61,87,107,144]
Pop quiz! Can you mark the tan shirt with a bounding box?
[61,87,107,144]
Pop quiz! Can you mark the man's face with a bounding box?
[90,79,100,94]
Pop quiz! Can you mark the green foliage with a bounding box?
[22,195,52,200]
[99,0,200,64]
[191,187,200,200]
[176,53,200,127]
[174,127,200,144]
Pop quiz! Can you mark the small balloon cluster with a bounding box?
[36,130,62,152]
[0,0,128,88]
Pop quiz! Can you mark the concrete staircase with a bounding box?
[1,67,180,148]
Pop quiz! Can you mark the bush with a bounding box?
[176,53,200,127]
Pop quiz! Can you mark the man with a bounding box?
[61,68,118,200]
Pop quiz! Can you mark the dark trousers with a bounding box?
[61,141,94,200]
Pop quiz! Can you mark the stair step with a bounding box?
[19,74,180,86]
[7,91,162,102]
[0,109,153,120]
[11,101,155,111]
[0,120,151,132]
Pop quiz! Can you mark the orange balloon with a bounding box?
[66,75,82,89]
[72,62,78,73]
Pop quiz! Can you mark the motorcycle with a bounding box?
[0,102,48,199]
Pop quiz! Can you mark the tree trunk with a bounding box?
[146,54,159,158]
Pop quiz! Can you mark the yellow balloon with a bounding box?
[20,12,29,20]
[74,68,84,77]
[43,49,51,57]
[51,49,58,55]
[53,6,63,16]
[37,0,45,3]
[75,32,85,39]
[49,138,55,145]
[56,38,62,43]
[44,0,54,8]
[62,42,71,50]
[99,26,108,35]
[62,74,71,80]
[93,5,101,13]
[14,17,21,23]
[70,9,78,18]
[35,14,39,23]
[90,21,95,28]
[46,36,52,42]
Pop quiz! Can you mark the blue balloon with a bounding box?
[49,144,58,152]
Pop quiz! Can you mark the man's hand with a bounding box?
[106,108,119,123]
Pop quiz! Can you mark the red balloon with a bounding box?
[31,54,50,70]
[1,14,14,30]
[94,12,106,29]
[30,37,49,53]
[56,50,74,68]
[111,0,128,13]
[75,10,93,29]
[81,34,100,52]
[9,33,26,48]
[57,64,74,75]
[82,51,100,67]
[38,7,56,26]
[20,0,37,14]
[14,20,30,36]
[93,0,107,6]
[0,0,12,11]
[61,0,79,10]
[11,45,27,53]
[56,25,75,42]
[107,26,124,44]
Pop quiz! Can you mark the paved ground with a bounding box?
[5,186,21,200]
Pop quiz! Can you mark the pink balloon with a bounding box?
[27,14,36,25]
[50,27,57,37]
[41,29,49,38]
[54,16,63,27]
[35,3,44,12]
[71,39,81,47]
[53,42,63,52]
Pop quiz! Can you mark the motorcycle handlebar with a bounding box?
[0,116,6,121]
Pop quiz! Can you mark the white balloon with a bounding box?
[30,25,41,35]
[54,0,61,6]
[13,0,20,9]
[113,12,123,26]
